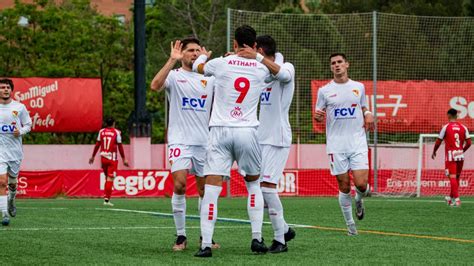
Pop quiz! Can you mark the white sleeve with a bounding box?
[360,85,368,109]
[275,52,284,65]
[315,88,326,112]
[464,125,470,139]
[163,71,175,93]
[19,104,32,136]
[96,129,102,142]
[275,62,294,83]
[192,54,219,77]
[202,57,222,77]
[438,124,448,140]
[116,130,122,143]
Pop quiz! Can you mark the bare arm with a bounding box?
[150,41,183,92]
[237,45,281,76]
[314,109,325,122]
[362,107,374,131]
[192,46,212,74]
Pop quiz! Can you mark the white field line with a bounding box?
[369,198,473,204]
[0,225,249,232]
[98,208,474,244]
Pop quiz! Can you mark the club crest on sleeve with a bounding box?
[352,89,359,97]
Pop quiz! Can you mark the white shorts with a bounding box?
[0,160,21,178]
[168,144,206,177]
[328,151,369,176]
[260,145,290,185]
[204,127,261,177]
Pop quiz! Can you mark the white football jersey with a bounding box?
[0,100,32,162]
[258,61,295,147]
[315,79,368,154]
[202,54,270,127]
[164,68,214,145]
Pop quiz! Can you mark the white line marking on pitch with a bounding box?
[369,199,473,204]
[98,208,474,244]
[0,225,249,232]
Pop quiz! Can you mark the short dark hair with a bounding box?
[329,53,348,62]
[0,78,14,90]
[256,35,276,57]
[235,25,256,48]
[105,117,115,127]
[447,108,458,117]
[180,36,200,51]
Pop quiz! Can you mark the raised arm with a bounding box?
[237,45,282,77]
[192,46,212,74]
[150,41,183,92]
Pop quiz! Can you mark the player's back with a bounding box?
[204,54,270,127]
[439,122,469,161]
[258,62,295,147]
[98,127,122,161]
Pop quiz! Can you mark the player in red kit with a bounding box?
[89,117,129,206]
[432,109,471,207]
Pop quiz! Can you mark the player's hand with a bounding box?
[88,157,94,165]
[13,127,20,137]
[364,113,374,131]
[314,109,326,122]
[200,46,212,58]
[170,40,183,61]
[237,44,257,59]
[431,152,436,160]
[123,159,129,167]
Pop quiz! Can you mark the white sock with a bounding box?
[171,193,186,237]
[0,195,7,213]
[198,197,202,212]
[262,187,286,244]
[200,185,222,249]
[355,184,369,202]
[338,191,355,226]
[246,181,264,241]
[8,185,17,201]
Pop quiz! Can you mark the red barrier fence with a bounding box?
[17,169,473,198]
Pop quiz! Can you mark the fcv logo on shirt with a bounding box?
[182,95,208,109]
[334,104,358,118]
[0,124,16,133]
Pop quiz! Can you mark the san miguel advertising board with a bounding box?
[10,78,102,132]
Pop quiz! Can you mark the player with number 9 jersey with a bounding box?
[197,54,270,127]
[192,25,271,257]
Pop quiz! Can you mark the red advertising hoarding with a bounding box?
[16,169,474,198]
[11,78,102,132]
[312,80,474,133]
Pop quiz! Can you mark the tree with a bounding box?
[0,0,134,144]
